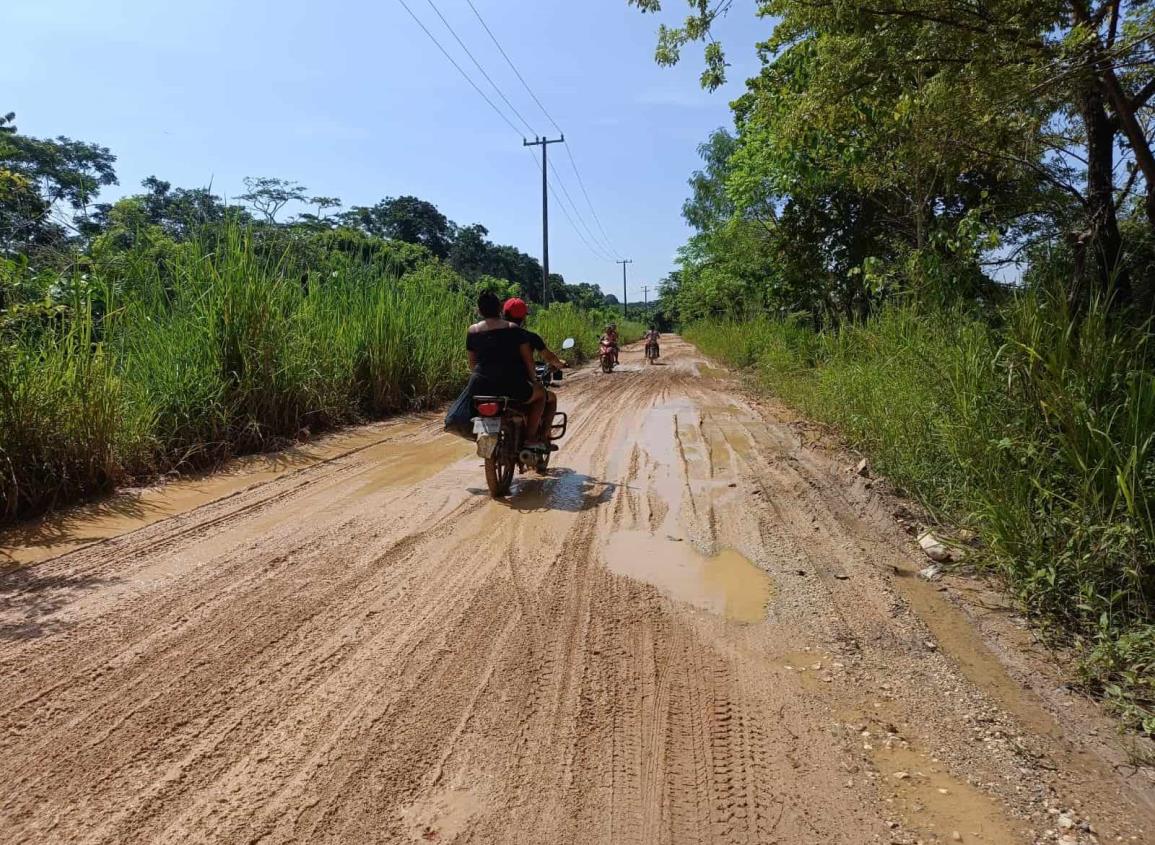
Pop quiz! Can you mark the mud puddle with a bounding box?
[604,531,771,623]
[872,742,1022,844]
[607,399,772,622]
[892,569,1061,740]
[1,419,466,565]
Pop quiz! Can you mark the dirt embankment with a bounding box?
[1,338,1152,844]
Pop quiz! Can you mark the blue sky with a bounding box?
[3,0,765,301]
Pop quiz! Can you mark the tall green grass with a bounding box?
[529,303,645,363]
[0,231,474,521]
[686,296,1155,734]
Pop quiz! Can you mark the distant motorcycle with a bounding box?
[645,340,659,364]
[472,338,575,497]
[599,340,616,373]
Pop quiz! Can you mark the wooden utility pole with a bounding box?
[523,135,565,307]
[616,259,632,319]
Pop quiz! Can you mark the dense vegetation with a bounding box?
[0,114,636,523]
[630,1,1155,731]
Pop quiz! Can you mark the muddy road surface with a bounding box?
[2,338,1153,844]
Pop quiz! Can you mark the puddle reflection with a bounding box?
[468,469,617,513]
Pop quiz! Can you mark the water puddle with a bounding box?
[604,530,772,623]
[871,743,1022,844]
[606,399,772,622]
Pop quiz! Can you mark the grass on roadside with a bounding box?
[0,231,474,522]
[685,294,1155,735]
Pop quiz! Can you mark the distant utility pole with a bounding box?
[642,285,651,309]
[616,259,633,319]
[523,135,565,307]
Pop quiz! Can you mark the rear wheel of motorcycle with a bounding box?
[484,454,514,497]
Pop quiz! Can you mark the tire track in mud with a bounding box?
[0,339,1152,844]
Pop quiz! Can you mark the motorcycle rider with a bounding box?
[600,324,620,364]
[502,297,567,444]
[645,326,660,358]
[466,291,547,449]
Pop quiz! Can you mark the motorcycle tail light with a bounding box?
[477,402,500,417]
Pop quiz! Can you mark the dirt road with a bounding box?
[1,338,1152,844]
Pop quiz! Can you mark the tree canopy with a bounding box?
[632,0,1155,321]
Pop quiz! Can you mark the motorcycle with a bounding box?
[471,338,575,498]
[645,339,659,364]
[599,340,616,373]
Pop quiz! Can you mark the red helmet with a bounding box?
[503,297,528,321]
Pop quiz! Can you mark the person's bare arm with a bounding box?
[541,347,566,369]
[468,350,478,369]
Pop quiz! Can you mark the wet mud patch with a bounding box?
[1,418,467,565]
[872,742,1023,844]
[892,567,1061,740]
[604,530,772,623]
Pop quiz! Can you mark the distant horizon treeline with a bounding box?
[0,111,619,311]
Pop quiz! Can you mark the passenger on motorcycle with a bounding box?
[502,297,567,443]
[466,291,547,448]
[601,324,620,364]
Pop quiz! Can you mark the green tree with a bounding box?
[0,112,117,255]
[341,195,454,258]
[629,1,1155,309]
[239,176,308,223]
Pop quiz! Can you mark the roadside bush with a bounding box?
[685,295,1155,734]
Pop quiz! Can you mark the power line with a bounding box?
[464,0,564,135]
[548,175,617,263]
[421,0,538,137]
[563,145,622,259]
[546,156,616,261]
[398,0,620,269]
[394,0,523,138]
[464,0,621,258]
[529,148,616,263]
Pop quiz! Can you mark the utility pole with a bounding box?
[523,135,565,307]
[642,285,651,309]
[616,259,632,319]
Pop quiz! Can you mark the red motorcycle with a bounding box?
[599,340,616,373]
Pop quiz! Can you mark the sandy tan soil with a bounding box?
[1,337,1152,844]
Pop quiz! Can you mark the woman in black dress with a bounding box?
[466,291,547,447]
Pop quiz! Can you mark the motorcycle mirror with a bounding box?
[561,337,575,350]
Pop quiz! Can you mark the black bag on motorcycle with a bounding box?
[444,375,478,440]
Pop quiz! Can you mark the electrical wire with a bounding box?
[394,0,524,138]
[546,156,617,261]
[563,144,622,258]
[464,0,565,135]
[398,0,619,266]
[528,148,616,263]
[464,0,622,259]
[422,0,538,137]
